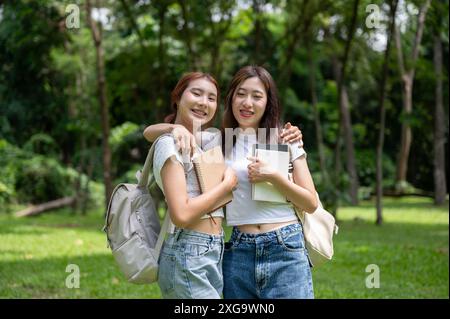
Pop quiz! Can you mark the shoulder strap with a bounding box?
[141,132,207,244]
[138,133,173,188]
[139,133,176,244]
[155,212,171,254]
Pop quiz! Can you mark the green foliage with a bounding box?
[0,0,448,211]
[109,122,150,180]
[23,133,60,158]
[14,157,76,204]
[283,88,309,119]
[110,122,140,152]
[86,180,105,212]
[355,150,397,188]
[0,138,74,205]
[116,164,142,185]
[311,170,346,210]
[0,181,13,211]
[394,180,424,194]
[0,0,69,145]
[0,139,27,199]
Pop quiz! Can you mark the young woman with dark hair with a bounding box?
[221,66,317,299]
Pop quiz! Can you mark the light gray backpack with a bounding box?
[103,135,171,284]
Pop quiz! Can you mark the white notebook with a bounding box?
[251,144,289,203]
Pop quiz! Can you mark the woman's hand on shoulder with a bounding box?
[172,125,197,156]
[280,122,303,146]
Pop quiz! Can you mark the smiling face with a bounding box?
[175,78,218,129]
[231,77,267,131]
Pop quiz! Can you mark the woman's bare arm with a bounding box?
[161,158,237,228]
[270,157,318,213]
[144,123,197,152]
[143,123,179,142]
[248,156,318,213]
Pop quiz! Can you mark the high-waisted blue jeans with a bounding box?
[158,228,224,299]
[223,223,314,299]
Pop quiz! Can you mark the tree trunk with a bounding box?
[331,56,359,206]
[72,136,86,214]
[208,7,232,78]
[433,34,447,205]
[15,197,76,217]
[156,2,168,122]
[86,0,113,210]
[341,87,359,205]
[396,74,413,184]
[376,0,398,226]
[394,0,431,187]
[252,0,262,64]
[119,0,146,53]
[81,149,95,215]
[179,0,197,70]
[308,39,327,179]
[331,120,344,217]
[330,0,360,206]
[278,0,312,90]
[323,0,360,215]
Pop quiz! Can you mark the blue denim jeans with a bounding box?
[223,223,314,299]
[158,228,224,299]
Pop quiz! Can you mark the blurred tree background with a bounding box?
[0,0,448,220]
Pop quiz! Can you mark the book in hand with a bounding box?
[251,144,289,203]
[192,146,233,213]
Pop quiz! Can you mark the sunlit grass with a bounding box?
[0,196,448,298]
[313,197,449,298]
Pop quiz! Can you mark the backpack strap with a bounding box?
[139,133,176,245]
[138,133,173,188]
[155,212,171,255]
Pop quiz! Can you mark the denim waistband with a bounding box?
[169,227,224,245]
[230,223,302,243]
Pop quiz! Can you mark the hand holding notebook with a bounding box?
[251,144,289,203]
[192,146,233,212]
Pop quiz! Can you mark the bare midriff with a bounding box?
[185,216,223,235]
[237,220,297,234]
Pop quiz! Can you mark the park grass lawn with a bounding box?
[0,196,448,299]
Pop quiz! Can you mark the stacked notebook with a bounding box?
[251,144,289,203]
[192,146,233,212]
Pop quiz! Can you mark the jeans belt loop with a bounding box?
[209,234,214,245]
[236,231,243,244]
[275,229,283,245]
[174,228,183,242]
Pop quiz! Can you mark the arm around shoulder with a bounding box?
[143,123,178,143]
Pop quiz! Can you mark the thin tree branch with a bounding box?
[394,24,406,76]
[178,0,197,69]
[119,0,146,52]
[410,0,432,77]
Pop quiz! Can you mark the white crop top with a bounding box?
[224,132,306,226]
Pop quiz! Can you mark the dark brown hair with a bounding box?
[221,65,282,143]
[164,72,220,127]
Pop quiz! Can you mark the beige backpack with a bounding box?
[103,135,171,284]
